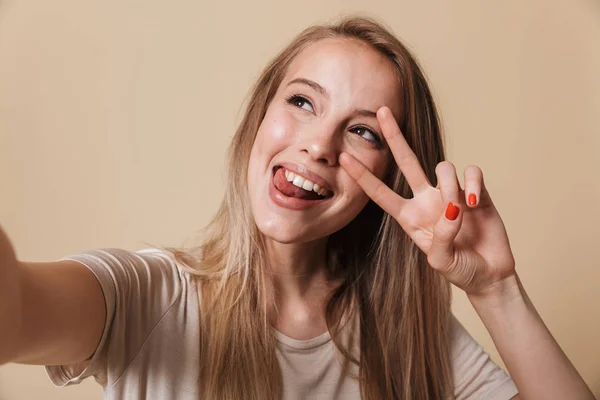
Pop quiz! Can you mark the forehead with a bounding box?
[283,38,403,117]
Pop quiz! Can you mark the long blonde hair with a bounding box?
[164,15,453,400]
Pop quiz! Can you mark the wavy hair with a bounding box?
[164,15,453,400]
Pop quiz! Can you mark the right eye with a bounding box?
[285,95,314,113]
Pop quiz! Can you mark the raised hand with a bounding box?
[339,107,516,296]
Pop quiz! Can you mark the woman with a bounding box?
[0,16,594,400]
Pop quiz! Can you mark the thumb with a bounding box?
[427,202,463,273]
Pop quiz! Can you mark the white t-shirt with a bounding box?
[44,248,519,399]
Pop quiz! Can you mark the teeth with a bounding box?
[292,175,304,187]
[282,168,330,197]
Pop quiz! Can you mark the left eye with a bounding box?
[351,126,381,145]
[286,95,314,112]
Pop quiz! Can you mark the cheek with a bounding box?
[369,150,391,181]
[351,151,390,183]
[339,174,370,210]
[373,160,389,181]
[249,114,287,166]
[257,107,297,146]
[248,109,297,185]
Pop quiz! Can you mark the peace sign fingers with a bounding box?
[338,152,407,218]
[377,106,432,195]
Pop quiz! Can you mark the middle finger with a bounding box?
[378,106,431,195]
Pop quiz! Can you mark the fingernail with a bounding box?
[445,202,460,221]
[468,194,477,206]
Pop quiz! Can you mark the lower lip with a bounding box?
[269,169,331,211]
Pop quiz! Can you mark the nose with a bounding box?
[300,128,339,167]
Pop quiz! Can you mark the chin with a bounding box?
[256,218,327,245]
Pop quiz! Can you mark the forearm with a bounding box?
[0,272,22,365]
[0,226,23,365]
[467,273,595,400]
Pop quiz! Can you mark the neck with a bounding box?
[265,236,342,338]
[265,236,333,298]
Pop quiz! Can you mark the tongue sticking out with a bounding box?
[273,168,323,200]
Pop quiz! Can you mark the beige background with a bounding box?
[1,0,598,398]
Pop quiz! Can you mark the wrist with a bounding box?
[466,272,542,334]
[466,272,525,309]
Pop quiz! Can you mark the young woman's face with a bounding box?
[247,38,403,244]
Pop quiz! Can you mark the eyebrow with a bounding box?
[286,77,379,120]
[287,78,328,97]
[353,109,377,119]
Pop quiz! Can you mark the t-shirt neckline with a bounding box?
[273,328,332,350]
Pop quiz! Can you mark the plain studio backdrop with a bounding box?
[1,1,599,399]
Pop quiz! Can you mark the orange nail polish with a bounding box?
[468,194,477,206]
[445,202,459,221]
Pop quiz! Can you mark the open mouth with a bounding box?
[272,166,334,200]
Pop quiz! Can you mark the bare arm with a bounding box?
[468,273,596,400]
[0,224,106,366]
[0,225,22,364]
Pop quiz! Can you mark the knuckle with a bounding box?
[427,248,452,271]
[372,181,387,202]
[465,164,483,178]
[464,166,484,191]
[435,162,444,175]
[356,167,369,186]
[426,253,439,268]
[432,224,452,245]
[441,161,455,170]
[436,161,456,177]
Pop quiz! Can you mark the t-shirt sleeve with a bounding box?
[451,313,519,400]
[44,248,182,388]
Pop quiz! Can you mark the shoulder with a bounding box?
[58,247,193,313]
[61,246,187,282]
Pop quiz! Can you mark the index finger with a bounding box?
[378,106,431,194]
[339,152,406,218]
